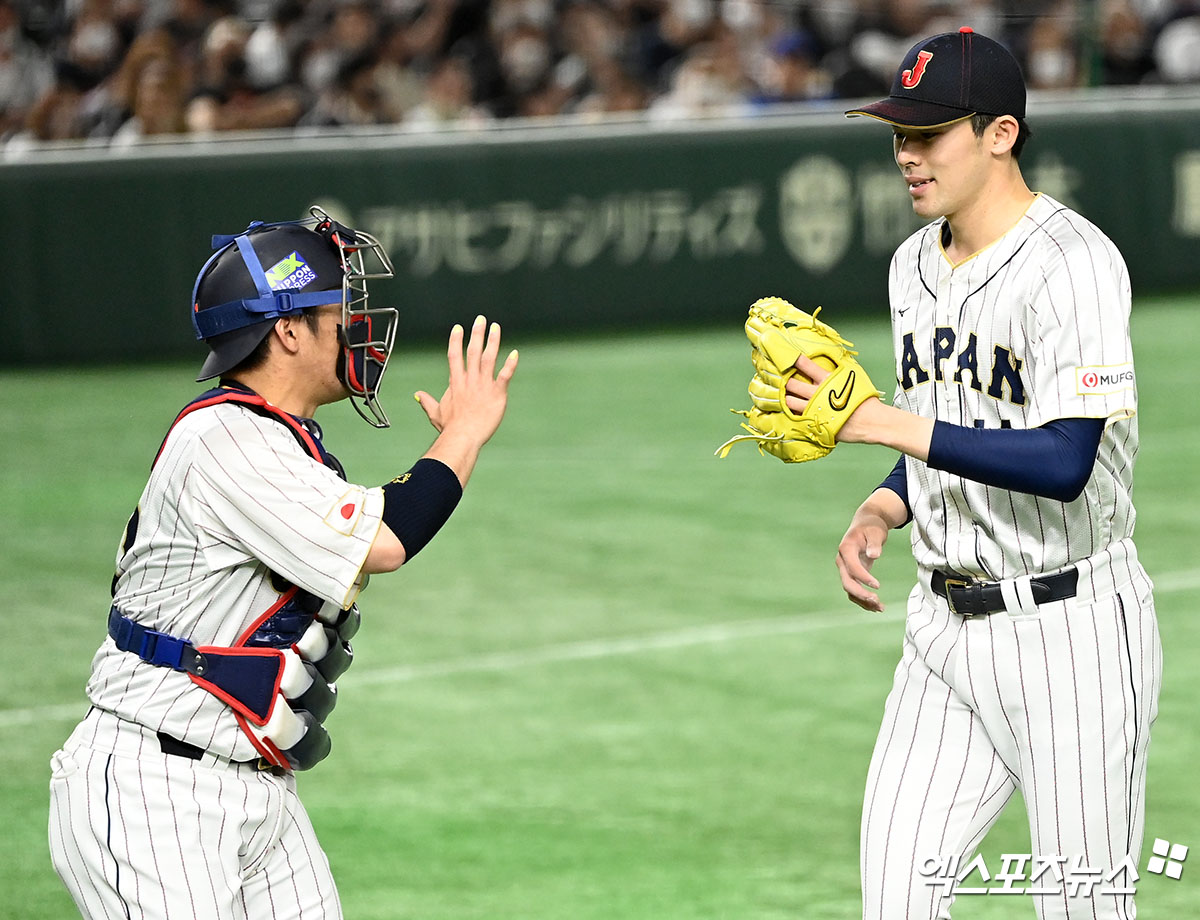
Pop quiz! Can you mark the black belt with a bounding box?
[157,732,208,759]
[932,568,1078,617]
[156,732,285,774]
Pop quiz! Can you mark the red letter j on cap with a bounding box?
[900,51,933,88]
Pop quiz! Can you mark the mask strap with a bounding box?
[235,234,272,296]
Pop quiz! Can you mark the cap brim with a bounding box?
[845,97,975,128]
[196,319,275,382]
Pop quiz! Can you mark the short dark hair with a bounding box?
[226,309,323,378]
[972,112,1031,161]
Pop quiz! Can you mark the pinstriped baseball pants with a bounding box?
[861,549,1160,920]
[48,709,341,920]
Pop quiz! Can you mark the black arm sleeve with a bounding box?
[926,417,1105,502]
[380,458,463,561]
[876,455,912,527]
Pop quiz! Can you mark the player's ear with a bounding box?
[271,316,304,356]
[989,115,1020,157]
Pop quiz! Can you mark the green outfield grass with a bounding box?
[2,295,1198,919]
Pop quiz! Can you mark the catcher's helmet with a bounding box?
[192,207,397,427]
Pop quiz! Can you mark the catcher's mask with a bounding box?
[192,206,398,428]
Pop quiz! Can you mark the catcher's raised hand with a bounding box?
[416,316,518,487]
[416,315,518,443]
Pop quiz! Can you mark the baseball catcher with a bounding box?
[48,206,518,920]
[716,296,881,462]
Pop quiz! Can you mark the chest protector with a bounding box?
[108,387,362,771]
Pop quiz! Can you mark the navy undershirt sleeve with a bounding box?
[876,455,912,526]
[926,417,1105,502]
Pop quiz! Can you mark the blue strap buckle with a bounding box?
[108,608,205,673]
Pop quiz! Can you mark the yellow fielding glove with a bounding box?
[716,297,881,463]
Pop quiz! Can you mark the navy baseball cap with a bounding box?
[846,27,1026,128]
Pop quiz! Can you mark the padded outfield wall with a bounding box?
[3,93,1200,365]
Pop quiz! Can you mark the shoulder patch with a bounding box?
[324,487,366,535]
[1076,363,1135,395]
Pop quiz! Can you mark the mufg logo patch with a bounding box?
[1076,363,1135,395]
[265,251,318,290]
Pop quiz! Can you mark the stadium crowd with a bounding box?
[2,0,1199,147]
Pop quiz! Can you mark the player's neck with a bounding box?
[231,366,321,420]
[943,169,1035,264]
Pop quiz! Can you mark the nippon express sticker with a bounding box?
[1076,363,1135,396]
[265,251,317,290]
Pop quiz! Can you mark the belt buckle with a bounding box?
[941,577,977,617]
[255,757,289,777]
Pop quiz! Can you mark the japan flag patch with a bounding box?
[324,488,365,535]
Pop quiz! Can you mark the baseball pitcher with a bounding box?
[720,28,1159,920]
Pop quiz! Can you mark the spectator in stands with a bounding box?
[186,13,306,132]
[301,50,389,126]
[657,0,716,59]
[65,0,126,88]
[1099,0,1155,84]
[373,16,428,122]
[98,28,180,137]
[198,15,253,90]
[111,54,188,144]
[1024,7,1082,89]
[749,30,832,105]
[575,59,648,114]
[546,0,634,113]
[496,20,557,114]
[7,0,1200,147]
[405,54,492,126]
[647,34,749,120]
[0,0,54,139]
[297,1,381,104]
[391,0,463,67]
[24,60,93,142]
[154,0,226,89]
[1152,6,1200,83]
[243,1,299,90]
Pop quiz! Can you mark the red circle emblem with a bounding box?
[1082,372,1098,388]
[340,503,356,520]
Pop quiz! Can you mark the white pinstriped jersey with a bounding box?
[90,402,384,761]
[889,194,1138,579]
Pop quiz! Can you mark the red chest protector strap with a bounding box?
[154,386,328,469]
